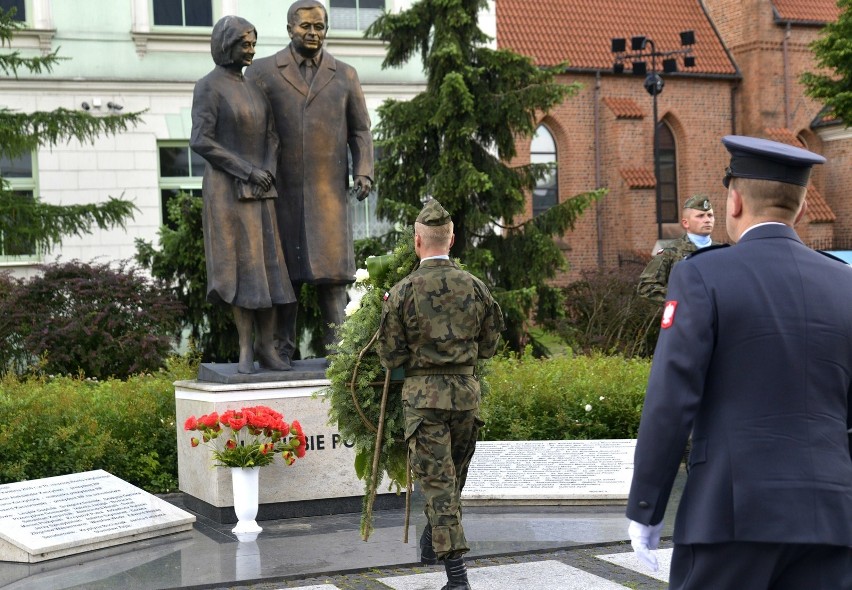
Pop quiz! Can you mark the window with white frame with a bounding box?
[329,0,384,32]
[0,0,26,22]
[152,0,212,27]
[158,143,204,229]
[0,151,37,258]
[531,125,558,217]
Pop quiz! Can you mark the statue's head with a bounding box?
[287,0,328,58]
[210,15,257,67]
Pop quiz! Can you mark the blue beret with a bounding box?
[722,135,825,188]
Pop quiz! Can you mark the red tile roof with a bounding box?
[805,185,836,223]
[620,168,657,188]
[771,0,841,23]
[603,97,645,119]
[497,0,738,75]
[764,127,804,146]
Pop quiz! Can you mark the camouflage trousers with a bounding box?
[404,405,483,560]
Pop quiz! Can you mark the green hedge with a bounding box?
[481,351,650,441]
[0,355,196,492]
[0,352,649,491]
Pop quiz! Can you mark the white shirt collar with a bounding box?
[739,221,787,240]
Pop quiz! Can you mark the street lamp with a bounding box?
[611,31,696,239]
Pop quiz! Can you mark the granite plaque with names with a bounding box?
[0,470,195,563]
[461,439,636,505]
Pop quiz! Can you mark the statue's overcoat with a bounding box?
[246,47,373,284]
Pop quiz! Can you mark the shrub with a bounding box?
[551,266,661,358]
[481,351,650,441]
[135,192,240,362]
[0,355,196,492]
[0,259,183,379]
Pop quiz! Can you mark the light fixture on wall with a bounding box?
[107,101,123,112]
[610,31,697,239]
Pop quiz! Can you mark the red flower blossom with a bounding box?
[219,410,236,428]
[228,415,248,431]
[184,416,198,431]
[225,439,237,450]
[190,437,200,447]
[199,412,220,430]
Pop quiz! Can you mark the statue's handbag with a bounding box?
[235,178,278,201]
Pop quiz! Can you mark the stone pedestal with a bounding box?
[175,369,402,523]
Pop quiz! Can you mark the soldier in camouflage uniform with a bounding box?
[637,195,722,304]
[377,199,504,590]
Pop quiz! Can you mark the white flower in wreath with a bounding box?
[354,268,370,283]
[344,298,361,317]
[584,404,593,412]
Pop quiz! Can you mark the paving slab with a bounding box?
[378,560,630,589]
[597,547,672,583]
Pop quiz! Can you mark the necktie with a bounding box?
[304,60,314,87]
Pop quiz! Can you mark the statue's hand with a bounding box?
[249,168,273,193]
[353,176,372,201]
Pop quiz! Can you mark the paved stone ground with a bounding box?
[184,540,672,590]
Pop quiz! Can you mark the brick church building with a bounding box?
[497,0,851,283]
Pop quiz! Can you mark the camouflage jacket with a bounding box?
[377,258,505,411]
[637,234,721,304]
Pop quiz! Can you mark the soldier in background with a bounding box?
[637,195,721,304]
[377,199,504,590]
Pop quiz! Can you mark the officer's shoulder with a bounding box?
[686,244,730,259]
[816,250,851,266]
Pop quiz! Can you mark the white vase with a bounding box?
[230,467,262,538]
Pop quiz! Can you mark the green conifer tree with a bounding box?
[0,8,142,256]
[366,0,604,350]
[801,0,852,124]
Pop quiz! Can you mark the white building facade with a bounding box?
[0,0,496,277]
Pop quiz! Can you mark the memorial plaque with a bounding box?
[0,470,195,563]
[461,439,636,505]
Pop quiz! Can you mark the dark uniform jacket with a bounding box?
[377,258,504,411]
[627,224,852,546]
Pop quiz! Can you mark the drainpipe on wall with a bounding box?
[594,71,604,268]
[783,21,791,129]
[731,84,738,134]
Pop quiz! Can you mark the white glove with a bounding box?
[627,519,664,572]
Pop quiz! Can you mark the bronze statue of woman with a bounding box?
[191,15,295,373]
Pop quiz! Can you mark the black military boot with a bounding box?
[441,556,471,590]
[419,523,438,565]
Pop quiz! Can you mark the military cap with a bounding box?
[722,135,826,188]
[415,199,451,226]
[683,195,712,211]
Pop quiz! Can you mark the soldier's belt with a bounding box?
[405,365,475,377]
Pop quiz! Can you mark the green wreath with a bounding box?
[325,227,418,539]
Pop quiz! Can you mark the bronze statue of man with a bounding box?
[246,0,374,362]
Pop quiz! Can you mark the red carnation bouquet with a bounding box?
[184,405,307,468]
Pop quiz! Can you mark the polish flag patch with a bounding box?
[661,301,678,329]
